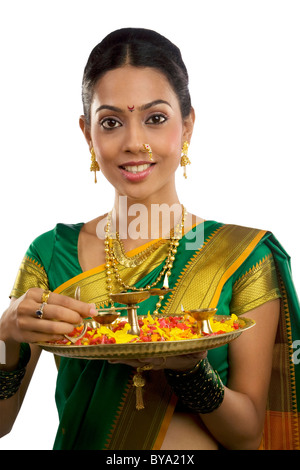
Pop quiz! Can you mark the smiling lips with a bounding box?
[119,161,155,181]
[123,163,151,174]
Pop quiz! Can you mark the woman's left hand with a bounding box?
[108,351,207,371]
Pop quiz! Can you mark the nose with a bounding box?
[122,122,146,155]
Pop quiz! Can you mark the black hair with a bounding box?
[82,28,192,125]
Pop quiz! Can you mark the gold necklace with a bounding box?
[112,233,163,268]
[104,206,186,315]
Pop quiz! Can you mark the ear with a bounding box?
[182,107,195,144]
[79,115,92,150]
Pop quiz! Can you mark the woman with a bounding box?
[0,28,299,450]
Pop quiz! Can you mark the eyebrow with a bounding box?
[95,104,123,114]
[140,100,172,111]
[95,99,172,114]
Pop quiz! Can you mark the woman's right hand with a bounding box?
[0,287,97,345]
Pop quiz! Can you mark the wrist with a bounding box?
[0,343,31,399]
[165,357,225,414]
[0,338,22,371]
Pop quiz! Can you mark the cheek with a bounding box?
[158,125,183,160]
[92,138,115,165]
[90,124,117,159]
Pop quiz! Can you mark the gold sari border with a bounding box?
[53,263,106,295]
[262,410,300,450]
[104,371,135,449]
[53,240,166,295]
[152,393,178,450]
[122,237,165,258]
[209,229,267,308]
[24,255,46,272]
[104,370,175,450]
[230,253,281,316]
[10,255,49,299]
[161,225,267,315]
[161,224,225,315]
[276,275,299,449]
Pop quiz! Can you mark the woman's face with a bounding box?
[80,65,194,203]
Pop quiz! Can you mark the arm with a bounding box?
[0,336,41,438]
[200,298,280,449]
[0,289,97,438]
[0,298,41,438]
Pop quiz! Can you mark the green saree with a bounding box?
[10,221,300,449]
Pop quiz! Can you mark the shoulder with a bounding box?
[30,222,83,248]
[222,223,276,282]
[223,222,272,260]
[26,222,84,269]
[203,221,275,275]
[200,221,270,252]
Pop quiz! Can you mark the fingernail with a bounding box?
[89,305,98,316]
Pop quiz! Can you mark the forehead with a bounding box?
[91,65,179,109]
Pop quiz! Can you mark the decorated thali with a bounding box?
[39,314,255,360]
[38,289,255,360]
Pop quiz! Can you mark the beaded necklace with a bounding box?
[104,206,186,315]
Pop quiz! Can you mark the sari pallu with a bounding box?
[10,222,300,449]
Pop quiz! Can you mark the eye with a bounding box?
[100,118,122,130]
[146,114,168,125]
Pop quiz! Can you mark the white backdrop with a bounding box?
[0,0,299,449]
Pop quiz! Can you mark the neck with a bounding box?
[112,190,182,241]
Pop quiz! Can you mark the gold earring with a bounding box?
[90,147,100,183]
[180,141,191,179]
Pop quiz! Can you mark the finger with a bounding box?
[24,290,97,319]
[35,302,83,325]
[21,315,78,336]
[27,332,66,344]
[25,288,98,317]
[25,287,51,304]
[46,292,97,318]
[18,298,80,326]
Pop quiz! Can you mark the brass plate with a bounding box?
[39,316,255,360]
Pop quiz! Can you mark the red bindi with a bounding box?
[127,105,135,112]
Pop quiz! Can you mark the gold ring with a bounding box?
[41,290,51,304]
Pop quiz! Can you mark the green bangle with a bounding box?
[165,358,225,414]
[0,343,31,400]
